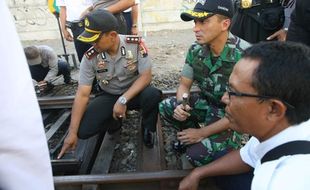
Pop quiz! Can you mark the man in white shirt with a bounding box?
[57,0,93,61]
[178,41,310,190]
[0,1,54,190]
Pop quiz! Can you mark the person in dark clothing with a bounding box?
[231,0,287,43]
[286,0,310,46]
[24,45,75,86]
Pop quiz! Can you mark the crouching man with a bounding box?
[58,9,161,159]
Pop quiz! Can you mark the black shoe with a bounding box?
[65,78,78,85]
[143,128,154,148]
[172,140,186,154]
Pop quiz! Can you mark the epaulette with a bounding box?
[126,35,142,44]
[84,46,98,60]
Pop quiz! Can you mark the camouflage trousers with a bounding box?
[159,95,242,166]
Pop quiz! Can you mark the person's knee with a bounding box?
[77,129,93,139]
[186,142,213,166]
[77,119,100,139]
[141,87,162,106]
[58,60,70,71]
[159,97,176,117]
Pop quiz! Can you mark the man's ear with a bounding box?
[222,19,231,31]
[110,31,118,38]
[266,99,287,122]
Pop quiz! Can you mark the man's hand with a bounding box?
[62,29,74,42]
[57,132,78,159]
[267,29,287,41]
[173,104,191,121]
[38,80,47,85]
[178,170,200,190]
[131,27,138,35]
[113,102,127,120]
[37,80,47,92]
[177,128,204,145]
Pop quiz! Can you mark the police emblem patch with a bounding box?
[241,0,252,8]
[96,54,108,73]
[84,17,89,27]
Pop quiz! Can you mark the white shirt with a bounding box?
[240,119,310,190]
[0,2,54,190]
[56,0,92,22]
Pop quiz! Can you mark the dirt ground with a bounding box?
[21,29,196,78]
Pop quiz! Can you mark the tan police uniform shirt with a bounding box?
[79,35,151,95]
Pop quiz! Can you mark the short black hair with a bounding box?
[242,41,310,125]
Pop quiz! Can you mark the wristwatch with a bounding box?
[118,96,127,105]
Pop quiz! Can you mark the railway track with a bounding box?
[39,88,220,190]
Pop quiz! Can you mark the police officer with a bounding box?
[57,0,93,62]
[58,10,161,158]
[159,0,250,167]
[231,0,286,43]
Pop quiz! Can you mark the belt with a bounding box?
[238,0,281,9]
[65,21,84,29]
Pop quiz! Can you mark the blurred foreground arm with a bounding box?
[179,150,252,190]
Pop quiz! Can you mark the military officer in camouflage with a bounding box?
[58,9,161,158]
[159,0,251,166]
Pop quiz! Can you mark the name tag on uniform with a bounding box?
[96,69,108,73]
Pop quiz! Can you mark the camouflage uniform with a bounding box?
[159,32,251,166]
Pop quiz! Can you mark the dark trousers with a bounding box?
[114,13,127,35]
[231,5,282,43]
[123,11,132,35]
[78,86,162,139]
[69,23,92,62]
[287,21,310,46]
[29,60,71,83]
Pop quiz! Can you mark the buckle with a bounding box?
[241,0,253,8]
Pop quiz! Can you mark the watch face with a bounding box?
[119,96,127,104]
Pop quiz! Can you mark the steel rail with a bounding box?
[38,87,201,109]
[54,170,190,185]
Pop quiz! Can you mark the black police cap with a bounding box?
[181,0,234,21]
[78,9,119,43]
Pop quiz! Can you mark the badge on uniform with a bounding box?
[96,53,108,73]
[102,74,112,85]
[241,0,252,9]
[124,50,137,71]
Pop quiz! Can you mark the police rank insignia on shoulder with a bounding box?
[126,36,141,44]
[126,36,148,58]
[84,46,98,60]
